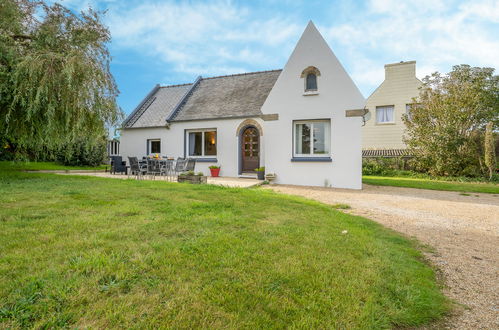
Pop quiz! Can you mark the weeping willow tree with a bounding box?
[0,0,122,161]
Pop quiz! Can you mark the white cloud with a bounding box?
[105,1,301,82]
[323,0,499,96]
[53,0,498,97]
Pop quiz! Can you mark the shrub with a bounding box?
[362,157,411,176]
[55,137,106,167]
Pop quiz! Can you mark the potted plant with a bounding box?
[254,166,265,180]
[178,170,207,184]
[209,165,221,177]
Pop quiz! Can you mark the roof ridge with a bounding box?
[203,69,282,80]
[159,82,194,88]
[166,76,203,122]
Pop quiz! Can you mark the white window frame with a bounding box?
[293,120,331,158]
[376,105,395,124]
[147,139,161,155]
[185,129,217,158]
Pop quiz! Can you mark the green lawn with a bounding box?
[0,168,448,328]
[363,175,499,194]
[0,160,107,171]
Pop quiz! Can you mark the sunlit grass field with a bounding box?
[363,175,499,194]
[0,166,448,328]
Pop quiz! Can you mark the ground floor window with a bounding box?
[186,129,217,157]
[293,120,330,157]
[147,139,161,155]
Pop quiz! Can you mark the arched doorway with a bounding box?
[240,126,260,173]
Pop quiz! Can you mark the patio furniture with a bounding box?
[184,158,197,172]
[160,159,175,181]
[110,156,126,174]
[174,157,187,175]
[147,158,162,179]
[128,156,147,179]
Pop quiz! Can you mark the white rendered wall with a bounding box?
[120,117,265,177]
[261,22,365,189]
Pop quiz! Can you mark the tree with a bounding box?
[484,121,496,180]
[0,0,122,161]
[403,65,499,178]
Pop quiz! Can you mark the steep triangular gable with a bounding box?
[261,21,365,115]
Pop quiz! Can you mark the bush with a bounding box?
[55,137,106,167]
[362,157,411,176]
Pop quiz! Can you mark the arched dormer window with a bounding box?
[306,73,317,91]
[300,66,321,93]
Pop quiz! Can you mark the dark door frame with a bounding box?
[238,125,260,175]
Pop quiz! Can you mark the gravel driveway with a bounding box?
[266,184,499,329]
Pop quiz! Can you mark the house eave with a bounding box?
[170,114,261,123]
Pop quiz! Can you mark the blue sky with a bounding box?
[58,0,499,115]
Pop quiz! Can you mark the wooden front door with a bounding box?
[241,127,260,172]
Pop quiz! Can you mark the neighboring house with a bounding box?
[362,61,422,157]
[120,22,366,189]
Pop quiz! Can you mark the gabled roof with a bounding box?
[123,69,282,128]
[124,83,192,128]
[171,70,281,122]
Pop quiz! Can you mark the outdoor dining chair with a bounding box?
[160,159,175,181]
[110,156,126,174]
[174,157,187,175]
[128,156,147,179]
[184,158,196,172]
[147,158,162,179]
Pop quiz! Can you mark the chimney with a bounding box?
[384,61,416,80]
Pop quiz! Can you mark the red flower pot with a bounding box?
[210,168,220,177]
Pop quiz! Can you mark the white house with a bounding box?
[120,21,366,189]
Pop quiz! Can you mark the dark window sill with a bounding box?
[291,157,332,162]
[193,158,218,162]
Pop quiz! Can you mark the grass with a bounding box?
[363,175,499,194]
[0,160,107,171]
[0,166,448,328]
[330,203,351,210]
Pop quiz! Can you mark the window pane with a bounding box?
[313,122,328,154]
[188,132,202,156]
[306,74,317,90]
[376,106,394,123]
[406,104,412,120]
[150,140,160,154]
[295,123,311,154]
[204,131,217,156]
